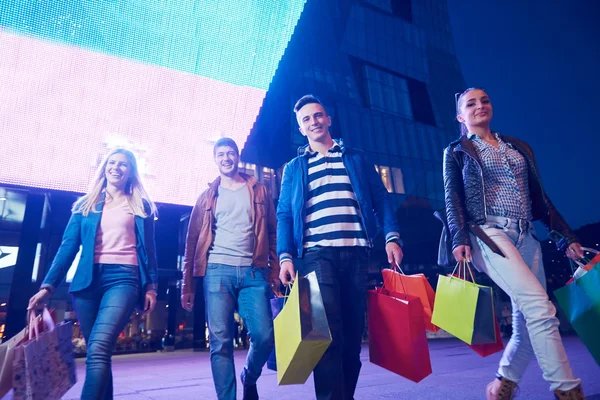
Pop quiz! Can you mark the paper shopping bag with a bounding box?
[431,263,496,345]
[273,271,332,385]
[382,268,439,332]
[267,296,285,371]
[0,327,27,397]
[13,309,77,400]
[368,287,432,382]
[467,308,504,357]
[555,263,600,365]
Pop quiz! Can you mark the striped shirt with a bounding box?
[469,133,533,220]
[303,144,369,249]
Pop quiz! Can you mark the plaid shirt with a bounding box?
[469,132,533,221]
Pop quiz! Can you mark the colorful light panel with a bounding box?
[0,1,306,205]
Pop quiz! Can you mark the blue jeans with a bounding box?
[72,263,141,400]
[301,247,369,400]
[470,216,581,392]
[204,263,274,400]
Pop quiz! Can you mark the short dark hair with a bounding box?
[213,137,239,156]
[293,94,324,113]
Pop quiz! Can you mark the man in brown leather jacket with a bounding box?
[180,137,280,400]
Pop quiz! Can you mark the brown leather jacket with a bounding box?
[181,173,280,295]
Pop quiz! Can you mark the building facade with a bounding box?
[0,0,469,348]
[242,0,468,269]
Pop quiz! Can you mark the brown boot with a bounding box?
[554,385,585,400]
[486,377,518,400]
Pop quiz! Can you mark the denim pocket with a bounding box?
[251,266,269,282]
[206,263,220,270]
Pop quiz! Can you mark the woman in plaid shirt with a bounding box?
[443,88,585,400]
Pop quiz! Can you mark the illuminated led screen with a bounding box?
[0,1,306,205]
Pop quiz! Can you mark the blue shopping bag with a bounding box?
[267,296,285,371]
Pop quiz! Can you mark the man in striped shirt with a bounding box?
[277,95,403,400]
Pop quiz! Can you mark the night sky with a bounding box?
[447,0,600,229]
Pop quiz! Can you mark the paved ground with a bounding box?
[19,336,600,399]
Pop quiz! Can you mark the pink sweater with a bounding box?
[94,201,138,266]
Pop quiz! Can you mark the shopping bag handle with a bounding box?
[381,261,409,300]
[391,261,405,275]
[27,307,56,341]
[570,247,600,270]
[450,260,476,283]
[581,247,599,255]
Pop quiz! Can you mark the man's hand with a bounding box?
[385,242,404,266]
[279,260,296,286]
[566,242,585,261]
[181,293,195,312]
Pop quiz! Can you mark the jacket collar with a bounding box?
[451,135,483,164]
[208,172,257,191]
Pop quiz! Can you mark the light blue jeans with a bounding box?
[203,263,274,400]
[72,263,141,400]
[469,216,581,392]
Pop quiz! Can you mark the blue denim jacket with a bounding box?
[276,142,400,259]
[41,198,158,298]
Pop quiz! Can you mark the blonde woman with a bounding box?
[28,148,159,400]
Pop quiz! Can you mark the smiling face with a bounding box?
[456,88,494,131]
[214,145,239,177]
[104,152,131,190]
[296,102,332,144]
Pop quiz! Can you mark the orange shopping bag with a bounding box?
[382,264,439,332]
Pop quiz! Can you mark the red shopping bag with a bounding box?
[467,309,504,357]
[382,267,439,332]
[368,287,432,382]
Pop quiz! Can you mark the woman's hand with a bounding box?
[566,242,585,261]
[27,288,51,311]
[144,291,157,314]
[453,245,471,263]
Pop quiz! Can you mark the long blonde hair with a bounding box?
[74,148,157,218]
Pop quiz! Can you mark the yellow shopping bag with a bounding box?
[431,261,496,345]
[274,271,332,385]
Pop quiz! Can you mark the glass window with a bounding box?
[376,165,393,193]
[364,65,413,119]
[392,0,413,22]
[364,0,393,13]
[371,114,386,151]
[375,165,404,194]
[360,113,376,153]
[383,116,400,156]
[238,162,256,176]
[391,167,405,194]
[396,119,410,158]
